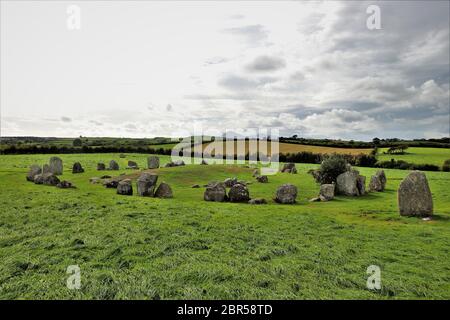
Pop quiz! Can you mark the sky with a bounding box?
[1,0,449,140]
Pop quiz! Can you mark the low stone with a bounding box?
[26,164,42,182]
[117,179,133,195]
[256,175,268,183]
[72,162,84,174]
[89,177,101,184]
[228,183,250,202]
[100,175,111,179]
[147,156,160,169]
[127,160,139,169]
[204,182,227,202]
[275,184,297,204]
[369,170,387,192]
[248,198,267,205]
[97,163,106,171]
[34,173,60,186]
[252,169,260,177]
[136,173,158,196]
[42,164,51,174]
[319,184,335,201]
[192,184,200,188]
[281,163,297,173]
[57,180,73,188]
[224,177,238,188]
[154,182,173,198]
[104,180,119,188]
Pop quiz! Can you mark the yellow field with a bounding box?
[180,140,373,156]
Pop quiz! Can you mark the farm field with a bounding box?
[181,140,373,156]
[0,153,449,299]
[377,147,450,167]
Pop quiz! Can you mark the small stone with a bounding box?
[109,160,119,170]
[72,162,84,174]
[117,179,133,195]
[256,175,268,183]
[97,163,106,171]
[154,182,173,198]
[248,198,267,205]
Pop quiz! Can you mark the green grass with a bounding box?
[0,153,449,299]
[378,147,450,167]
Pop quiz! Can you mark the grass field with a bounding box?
[181,140,373,156]
[0,153,449,299]
[377,147,450,167]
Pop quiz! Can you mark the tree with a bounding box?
[317,154,348,184]
[372,137,380,146]
[73,138,82,147]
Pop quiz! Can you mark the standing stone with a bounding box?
[154,182,173,198]
[97,163,106,171]
[117,179,133,195]
[49,157,63,175]
[336,170,366,196]
[319,184,335,201]
[256,175,268,183]
[72,162,84,174]
[26,164,42,182]
[147,156,160,169]
[127,160,139,169]
[275,184,298,204]
[43,164,51,174]
[224,177,238,188]
[204,182,227,202]
[281,163,297,173]
[228,183,250,202]
[109,160,119,170]
[398,171,433,217]
[136,173,158,196]
[369,170,387,192]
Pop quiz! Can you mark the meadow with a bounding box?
[0,153,449,299]
[377,147,450,167]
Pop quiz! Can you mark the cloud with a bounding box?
[166,104,173,111]
[245,55,286,72]
[61,116,72,123]
[222,24,269,46]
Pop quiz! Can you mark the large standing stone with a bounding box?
[26,164,42,182]
[228,183,250,202]
[109,160,119,170]
[136,173,158,196]
[34,173,60,186]
[336,170,365,196]
[275,184,298,204]
[369,170,387,192]
[117,179,133,195]
[398,171,433,217]
[224,177,238,188]
[319,184,335,201]
[204,182,227,202]
[147,156,160,169]
[256,175,268,183]
[97,163,106,171]
[154,182,173,198]
[49,157,63,175]
[72,162,84,174]
[43,164,51,174]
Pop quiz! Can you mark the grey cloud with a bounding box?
[166,104,173,111]
[245,55,286,72]
[61,116,72,122]
[218,74,278,91]
[222,24,269,46]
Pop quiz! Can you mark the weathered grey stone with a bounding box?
[357,175,366,195]
[228,183,250,202]
[275,184,297,204]
[117,179,133,195]
[42,164,51,174]
[164,160,185,167]
[147,156,160,169]
[72,162,84,174]
[34,173,60,186]
[49,157,63,175]
[398,171,433,217]
[319,184,335,201]
[224,177,238,188]
[109,160,119,170]
[127,160,139,169]
[248,198,267,205]
[369,170,387,192]
[154,182,173,198]
[89,177,101,184]
[57,180,73,188]
[26,164,42,182]
[97,163,106,171]
[256,175,268,183]
[104,180,119,188]
[336,170,364,196]
[281,163,297,173]
[136,173,158,196]
[204,182,227,202]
